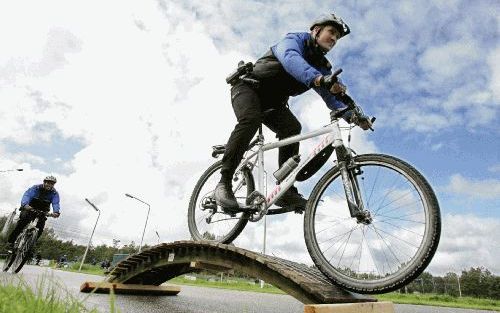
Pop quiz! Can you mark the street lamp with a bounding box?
[79,198,101,271]
[125,193,150,252]
[0,168,23,173]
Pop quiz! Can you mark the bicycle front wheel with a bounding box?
[2,251,15,272]
[304,154,441,294]
[188,160,254,244]
[11,230,37,273]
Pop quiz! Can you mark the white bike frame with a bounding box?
[235,117,356,221]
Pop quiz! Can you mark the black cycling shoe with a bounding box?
[214,182,239,210]
[275,186,307,212]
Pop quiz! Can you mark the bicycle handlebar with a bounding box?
[22,206,58,218]
[329,68,375,131]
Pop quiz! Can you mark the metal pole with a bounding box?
[0,168,23,173]
[125,193,150,253]
[79,198,101,271]
[457,273,462,297]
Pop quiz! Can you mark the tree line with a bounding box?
[402,267,500,299]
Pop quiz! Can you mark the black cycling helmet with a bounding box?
[43,175,57,184]
[310,13,351,38]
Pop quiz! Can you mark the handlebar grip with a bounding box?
[332,68,343,77]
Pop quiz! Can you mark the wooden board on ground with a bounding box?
[304,301,394,313]
[80,281,181,296]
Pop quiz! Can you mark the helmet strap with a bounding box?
[312,26,328,55]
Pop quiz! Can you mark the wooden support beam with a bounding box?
[80,281,181,296]
[304,301,394,313]
[189,261,233,272]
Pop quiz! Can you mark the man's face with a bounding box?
[43,181,55,190]
[315,25,341,52]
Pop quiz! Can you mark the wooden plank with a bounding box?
[189,261,232,272]
[304,301,394,313]
[80,281,181,296]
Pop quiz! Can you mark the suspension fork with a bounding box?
[332,125,366,220]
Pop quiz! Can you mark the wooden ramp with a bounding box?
[80,281,180,295]
[101,240,376,305]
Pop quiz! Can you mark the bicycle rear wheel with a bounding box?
[188,160,254,244]
[304,154,441,294]
[11,230,37,273]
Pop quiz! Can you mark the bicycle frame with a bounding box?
[235,117,366,221]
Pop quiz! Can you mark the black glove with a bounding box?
[319,75,346,95]
[319,74,337,90]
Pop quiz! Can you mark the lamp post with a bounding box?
[79,198,101,271]
[0,168,23,173]
[125,193,150,252]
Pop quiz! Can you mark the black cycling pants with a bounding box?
[7,210,46,244]
[220,82,301,183]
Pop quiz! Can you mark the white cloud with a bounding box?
[418,40,480,82]
[489,164,500,173]
[446,174,500,199]
[488,45,500,101]
[429,213,500,275]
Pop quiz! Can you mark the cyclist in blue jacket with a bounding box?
[6,176,61,252]
[215,13,372,211]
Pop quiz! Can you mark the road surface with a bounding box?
[0,263,496,313]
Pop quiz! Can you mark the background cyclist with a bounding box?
[6,175,61,253]
[215,13,372,211]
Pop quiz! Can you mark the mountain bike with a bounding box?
[2,207,56,273]
[187,72,441,294]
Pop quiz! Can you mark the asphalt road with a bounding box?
[0,264,496,313]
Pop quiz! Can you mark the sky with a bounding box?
[0,0,498,276]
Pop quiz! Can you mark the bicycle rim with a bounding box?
[188,161,253,243]
[305,154,440,293]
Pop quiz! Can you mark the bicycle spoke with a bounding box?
[370,224,418,256]
[375,214,425,225]
[368,224,402,266]
[374,198,423,218]
[374,189,415,216]
[363,227,384,276]
[375,219,424,237]
[315,218,353,235]
[349,226,365,270]
[365,165,382,209]
[335,226,355,266]
[318,226,360,247]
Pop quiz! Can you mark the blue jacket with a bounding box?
[252,32,346,110]
[21,184,60,213]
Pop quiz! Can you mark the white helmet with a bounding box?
[310,13,350,38]
[44,175,57,183]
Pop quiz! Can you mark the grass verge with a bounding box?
[168,276,286,295]
[0,274,99,313]
[376,293,500,311]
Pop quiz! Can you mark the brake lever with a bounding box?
[369,117,376,131]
